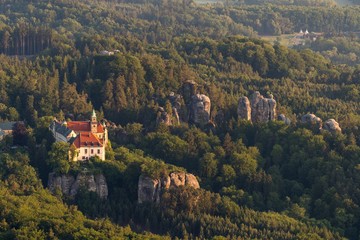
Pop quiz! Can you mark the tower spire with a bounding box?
[91,109,97,133]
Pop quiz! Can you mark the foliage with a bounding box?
[47,141,71,174]
[0,0,359,239]
[0,151,166,239]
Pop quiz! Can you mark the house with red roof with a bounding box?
[50,110,108,161]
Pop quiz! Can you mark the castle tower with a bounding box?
[91,110,97,133]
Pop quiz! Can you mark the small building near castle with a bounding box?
[50,110,108,161]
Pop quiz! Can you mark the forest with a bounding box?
[0,0,360,239]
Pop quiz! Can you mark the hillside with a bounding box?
[0,0,359,239]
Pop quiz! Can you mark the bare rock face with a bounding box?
[169,92,182,111]
[185,173,200,189]
[252,92,276,123]
[268,98,277,120]
[156,107,172,126]
[138,175,162,204]
[190,94,211,125]
[138,172,200,204]
[182,80,197,105]
[172,107,180,125]
[169,93,181,124]
[301,114,322,129]
[237,96,251,121]
[48,172,108,199]
[278,114,291,125]
[239,91,276,123]
[70,173,97,196]
[323,119,341,133]
[250,91,262,121]
[156,106,180,126]
[169,172,186,187]
[95,174,108,199]
[48,173,75,195]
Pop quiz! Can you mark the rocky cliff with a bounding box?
[156,106,180,126]
[237,96,251,121]
[48,172,108,199]
[182,80,197,105]
[301,114,323,129]
[190,94,211,125]
[278,114,291,125]
[323,119,341,133]
[238,91,276,123]
[156,107,173,126]
[138,172,200,204]
[155,81,211,127]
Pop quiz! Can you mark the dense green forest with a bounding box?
[0,0,360,239]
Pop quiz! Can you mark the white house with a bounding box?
[50,110,108,161]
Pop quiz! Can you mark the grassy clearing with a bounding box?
[260,34,305,47]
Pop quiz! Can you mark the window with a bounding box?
[85,149,87,154]
[97,149,100,154]
[91,149,94,154]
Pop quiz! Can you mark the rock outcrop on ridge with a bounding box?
[48,172,108,199]
[278,114,291,125]
[138,172,200,204]
[156,107,173,126]
[301,113,323,129]
[237,96,251,121]
[323,119,341,133]
[238,91,276,123]
[189,94,211,126]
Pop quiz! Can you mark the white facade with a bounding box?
[75,146,105,161]
[50,112,107,162]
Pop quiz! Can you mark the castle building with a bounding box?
[50,110,108,161]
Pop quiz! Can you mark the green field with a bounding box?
[260,34,305,47]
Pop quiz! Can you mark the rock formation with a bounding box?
[169,92,182,111]
[138,172,200,204]
[237,97,251,121]
[156,107,172,126]
[323,119,341,133]
[169,92,181,124]
[301,114,322,129]
[278,114,291,125]
[156,106,180,126]
[238,91,276,123]
[172,107,180,125]
[189,94,211,125]
[251,92,276,123]
[182,80,197,105]
[138,175,162,204]
[48,173,75,196]
[48,172,108,199]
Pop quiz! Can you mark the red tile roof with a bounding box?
[96,124,105,133]
[72,132,103,149]
[67,121,104,133]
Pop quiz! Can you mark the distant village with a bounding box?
[291,29,323,46]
